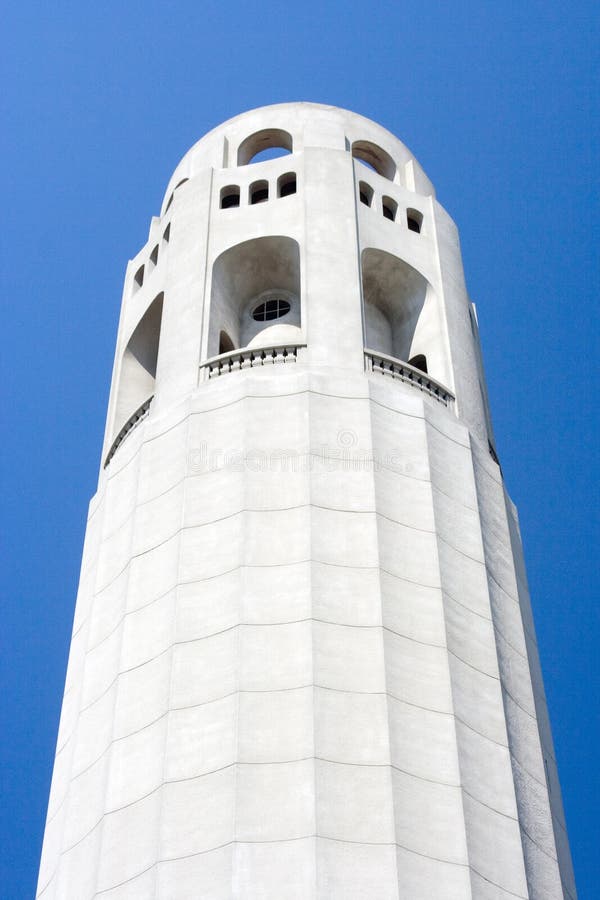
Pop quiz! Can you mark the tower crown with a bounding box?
[161,103,435,209]
[103,102,489,474]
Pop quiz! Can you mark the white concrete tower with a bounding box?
[37,103,576,900]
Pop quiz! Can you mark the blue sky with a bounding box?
[1,1,598,896]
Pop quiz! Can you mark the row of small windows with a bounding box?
[132,223,170,293]
[220,173,297,209]
[359,182,423,233]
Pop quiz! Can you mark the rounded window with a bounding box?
[252,297,291,321]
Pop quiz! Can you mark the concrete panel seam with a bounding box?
[87,838,527,900]
[518,824,559,864]
[88,614,449,664]
[447,648,500,681]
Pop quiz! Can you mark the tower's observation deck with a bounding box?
[38,104,576,900]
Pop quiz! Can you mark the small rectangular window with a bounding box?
[220,185,241,209]
[407,208,423,233]
[278,173,296,197]
[359,182,373,207]
[249,180,269,204]
[382,196,397,221]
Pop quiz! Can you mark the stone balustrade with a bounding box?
[199,343,306,380]
[104,396,153,467]
[365,348,455,408]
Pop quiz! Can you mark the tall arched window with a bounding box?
[208,237,301,357]
[361,248,448,383]
[113,293,164,438]
[361,249,427,360]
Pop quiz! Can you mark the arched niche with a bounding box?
[361,250,446,381]
[352,140,396,181]
[208,237,301,357]
[409,353,428,373]
[113,293,163,436]
[237,129,293,166]
[219,330,235,354]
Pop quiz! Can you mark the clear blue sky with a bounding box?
[1,2,597,896]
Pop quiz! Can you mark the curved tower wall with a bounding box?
[38,103,576,900]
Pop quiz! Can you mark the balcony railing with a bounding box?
[199,343,306,380]
[364,349,455,408]
[104,395,153,468]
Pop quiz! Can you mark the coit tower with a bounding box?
[37,103,576,899]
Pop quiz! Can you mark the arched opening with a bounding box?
[113,293,164,437]
[359,182,373,207]
[237,129,293,166]
[133,264,144,290]
[277,172,297,197]
[408,354,428,373]
[149,245,159,267]
[249,180,269,204]
[249,147,291,164]
[361,249,429,362]
[219,330,235,354]
[220,185,240,209]
[209,237,301,357]
[382,196,397,221]
[407,208,423,233]
[164,178,189,213]
[352,140,396,181]
[162,223,171,243]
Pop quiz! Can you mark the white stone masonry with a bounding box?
[37,104,576,900]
